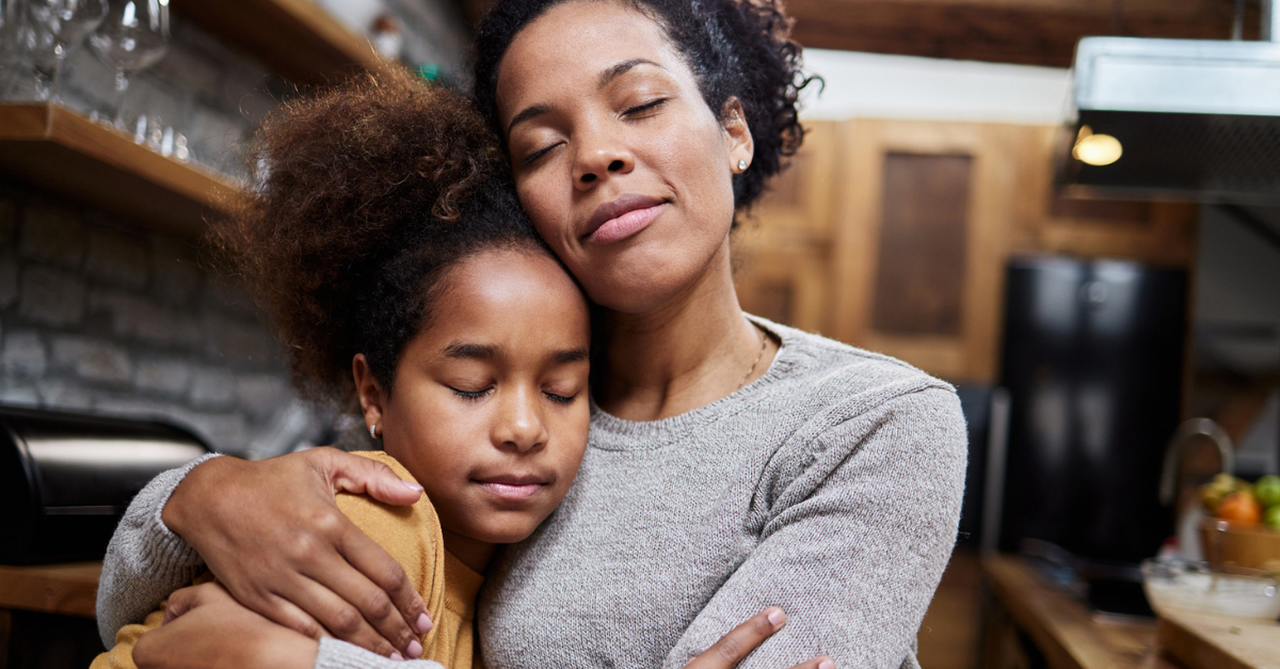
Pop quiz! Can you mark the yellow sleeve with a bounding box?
[90,608,165,669]
[336,451,449,659]
[91,451,448,669]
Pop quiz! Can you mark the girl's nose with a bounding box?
[494,388,549,452]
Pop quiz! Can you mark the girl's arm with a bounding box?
[96,448,430,659]
[662,388,968,669]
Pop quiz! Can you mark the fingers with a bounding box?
[686,607,788,669]
[316,448,423,506]
[788,658,835,669]
[337,518,432,641]
[162,582,235,625]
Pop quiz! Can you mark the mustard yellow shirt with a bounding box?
[92,451,483,669]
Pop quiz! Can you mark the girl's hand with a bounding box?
[684,608,835,669]
[134,582,318,669]
[161,448,432,658]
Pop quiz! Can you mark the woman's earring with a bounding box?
[369,423,379,440]
[737,159,748,171]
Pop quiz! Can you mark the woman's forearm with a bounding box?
[97,454,221,647]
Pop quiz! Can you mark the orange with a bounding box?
[1217,491,1263,525]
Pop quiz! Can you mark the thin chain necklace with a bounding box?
[737,322,768,391]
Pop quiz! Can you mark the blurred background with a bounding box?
[1,1,1279,668]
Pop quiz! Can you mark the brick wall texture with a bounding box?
[0,182,326,458]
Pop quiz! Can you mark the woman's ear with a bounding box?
[720,97,754,174]
[352,354,386,437]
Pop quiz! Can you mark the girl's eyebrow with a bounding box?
[553,348,590,365]
[444,342,497,360]
[442,343,588,365]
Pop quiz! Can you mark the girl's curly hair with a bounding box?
[211,70,545,410]
[472,0,818,215]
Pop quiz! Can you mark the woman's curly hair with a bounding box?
[211,70,544,410]
[472,0,818,214]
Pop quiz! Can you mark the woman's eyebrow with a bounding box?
[507,104,550,136]
[506,59,665,136]
[597,58,664,89]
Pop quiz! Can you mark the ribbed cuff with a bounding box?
[316,638,446,669]
[146,452,223,568]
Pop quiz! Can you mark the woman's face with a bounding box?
[496,0,753,313]
[366,248,591,546]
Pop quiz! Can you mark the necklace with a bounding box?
[737,323,768,391]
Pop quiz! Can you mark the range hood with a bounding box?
[1064,3,1280,203]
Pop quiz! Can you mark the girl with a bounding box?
[99,1,968,667]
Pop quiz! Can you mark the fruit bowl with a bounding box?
[1199,518,1280,573]
[1142,558,1280,620]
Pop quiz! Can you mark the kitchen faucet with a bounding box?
[1158,417,1235,507]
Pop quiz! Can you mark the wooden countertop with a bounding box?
[985,554,1280,669]
[983,554,1178,669]
[0,562,101,618]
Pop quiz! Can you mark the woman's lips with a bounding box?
[583,194,666,245]
[477,480,545,501]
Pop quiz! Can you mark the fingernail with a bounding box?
[415,612,433,633]
[390,652,404,661]
[819,660,834,669]
[407,639,423,659]
[402,481,424,492]
[767,608,786,626]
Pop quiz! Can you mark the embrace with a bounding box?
[91,0,967,668]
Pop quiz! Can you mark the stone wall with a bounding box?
[0,180,328,458]
[0,3,471,456]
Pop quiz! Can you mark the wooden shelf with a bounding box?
[0,104,238,239]
[0,561,100,618]
[170,0,393,85]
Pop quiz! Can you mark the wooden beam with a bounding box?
[786,0,1255,68]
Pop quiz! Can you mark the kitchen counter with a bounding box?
[982,554,1280,669]
[981,554,1177,669]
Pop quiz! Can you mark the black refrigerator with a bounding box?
[997,255,1188,613]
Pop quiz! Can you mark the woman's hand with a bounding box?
[685,608,835,669]
[161,448,432,658]
[134,582,318,669]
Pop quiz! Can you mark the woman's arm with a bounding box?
[97,454,221,647]
[96,448,432,658]
[662,388,968,669]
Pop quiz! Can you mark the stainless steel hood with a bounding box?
[1063,3,1280,203]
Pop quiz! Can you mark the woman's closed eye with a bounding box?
[621,98,666,119]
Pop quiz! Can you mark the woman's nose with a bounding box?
[494,388,549,453]
[572,131,633,188]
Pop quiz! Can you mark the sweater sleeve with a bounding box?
[661,386,968,669]
[316,639,449,669]
[96,453,222,647]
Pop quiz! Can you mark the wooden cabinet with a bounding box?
[734,118,1198,383]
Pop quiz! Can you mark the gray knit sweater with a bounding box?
[97,319,967,669]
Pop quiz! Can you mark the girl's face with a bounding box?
[359,248,591,548]
[495,0,753,314]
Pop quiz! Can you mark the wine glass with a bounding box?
[0,0,28,97]
[26,0,107,103]
[88,0,168,129]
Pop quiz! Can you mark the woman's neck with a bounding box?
[594,239,777,421]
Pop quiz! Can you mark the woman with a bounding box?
[100,0,967,667]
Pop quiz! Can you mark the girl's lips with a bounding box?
[478,481,545,501]
[588,203,664,245]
